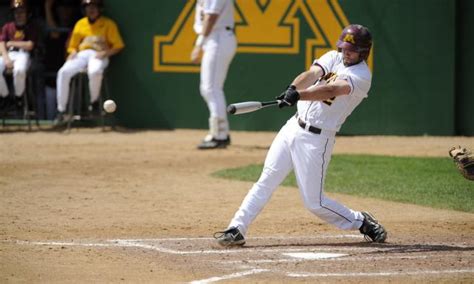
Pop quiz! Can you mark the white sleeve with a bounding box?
[339,73,371,98]
[312,50,338,76]
[204,0,227,14]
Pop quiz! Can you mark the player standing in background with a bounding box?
[0,0,38,109]
[191,0,237,149]
[214,24,388,246]
[55,0,124,124]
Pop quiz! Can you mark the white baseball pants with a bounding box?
[56,49,109,112]
[200,29,236,139]
[0,50,30,97]
[228,116,364,236]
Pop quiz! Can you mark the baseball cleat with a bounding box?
[359,211,387,243]
[214,227,245,247]
[197,136,231,150]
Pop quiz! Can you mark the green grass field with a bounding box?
[213,155,474,213]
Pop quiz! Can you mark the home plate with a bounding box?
[283,252,347,260]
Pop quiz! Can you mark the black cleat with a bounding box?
[359,211,387,243]
[197,136,231,150]
[213,227,245,247]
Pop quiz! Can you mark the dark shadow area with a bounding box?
[236,240,474,255]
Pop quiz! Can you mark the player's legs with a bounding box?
[200,31,236,140]
[10,51,30,97]
[87,52,109,104]
[0,58,9,97]
[56,53,88,112]
[291,126,363,230]
[228,122,294,236]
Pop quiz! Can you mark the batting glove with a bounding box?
[278,85,300,108]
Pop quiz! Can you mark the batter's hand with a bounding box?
[278,85,300,108]
[190,46,202,64]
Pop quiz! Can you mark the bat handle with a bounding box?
[261,100,280,107]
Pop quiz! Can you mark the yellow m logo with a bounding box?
[343,34,355,44]
[154,0,372,73]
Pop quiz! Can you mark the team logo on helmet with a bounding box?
[343,34,355,44]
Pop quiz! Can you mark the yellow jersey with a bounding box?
[67,16,124,54]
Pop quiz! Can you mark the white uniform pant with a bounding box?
[56,49,109,112]
[229,117,364,236]
[0,50,30,97]
[200,29,236,139]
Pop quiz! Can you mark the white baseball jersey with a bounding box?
[227,52,372,237]
[297,50,372,132]
[194,0,234,34]
[194,0,236,140]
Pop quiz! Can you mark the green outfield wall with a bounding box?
[105,0,472,135]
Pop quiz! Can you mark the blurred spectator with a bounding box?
[41,0,79,120]
[0,0,39,109]
[54,0,124,124]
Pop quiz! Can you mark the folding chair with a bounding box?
[0,68,39,131]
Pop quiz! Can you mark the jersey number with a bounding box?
[323,97,336,106]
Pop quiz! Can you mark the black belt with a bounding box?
[298,118,322,134]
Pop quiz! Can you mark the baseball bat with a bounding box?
[227,100,280,115]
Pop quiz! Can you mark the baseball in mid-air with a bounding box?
[103,100,116,113]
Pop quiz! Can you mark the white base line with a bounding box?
[119,234,361,242]
[16,239,374,255]
[288,269,474,278]
[190,269,268,284]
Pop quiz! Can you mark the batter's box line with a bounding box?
[189,268,474,284]
[15,239,376,255]
[10,234,369,255]
[15,236,472,255]
[116,234,362,242]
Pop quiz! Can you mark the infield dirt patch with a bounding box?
[1,129,473,283]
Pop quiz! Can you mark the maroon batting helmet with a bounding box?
[10,0,28,10]
[336,24,372,61]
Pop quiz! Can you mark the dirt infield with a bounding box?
[1,129,473,283]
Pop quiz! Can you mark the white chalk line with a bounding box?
[189,269,269,284]
[17,239,372,254]
[10,237,474,282]
[12,234,379,255]
[13,237,474,256]
[118,234,362,242]
[190,267,474,283]
[287,269,474,278]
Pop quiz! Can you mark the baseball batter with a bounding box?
[192,0,237,149]
[215,25,387,246]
